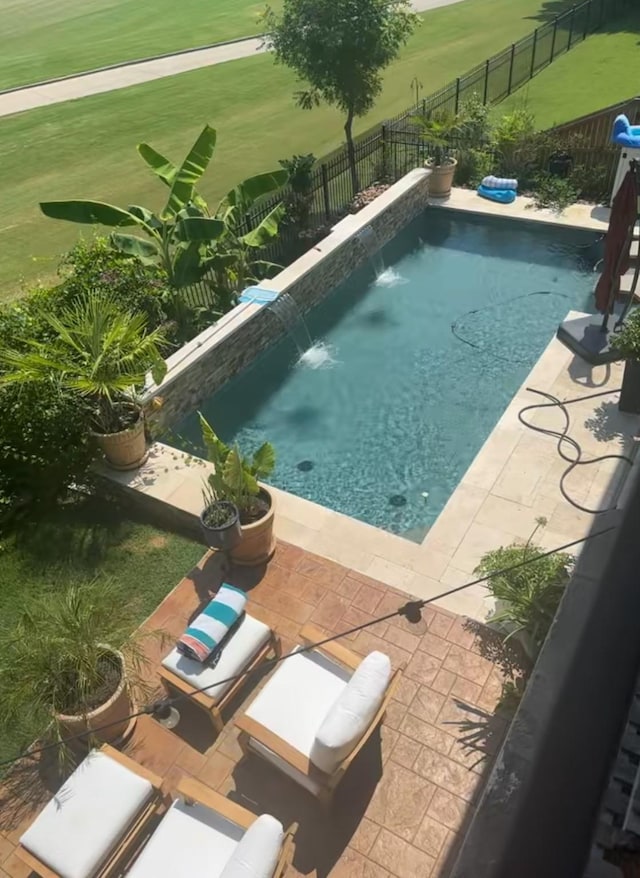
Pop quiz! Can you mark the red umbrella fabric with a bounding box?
[595,167,639,313]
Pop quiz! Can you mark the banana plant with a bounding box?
[40,125,288,290]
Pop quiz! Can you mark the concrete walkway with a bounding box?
[0,0,468,118]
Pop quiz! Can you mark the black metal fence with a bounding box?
[181,0,634,308]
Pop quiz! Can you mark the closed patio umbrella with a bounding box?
[595,166,639,314]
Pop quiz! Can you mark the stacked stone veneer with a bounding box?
[144,168,431,430]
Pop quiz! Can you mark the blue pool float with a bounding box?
[612,114,640,148]
[477,185,517,204]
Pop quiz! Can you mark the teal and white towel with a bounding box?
[481,175,518,191]
[177,584,247,663]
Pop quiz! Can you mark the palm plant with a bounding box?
[0,293,167,434]
[0,580,158,767]
[40,125,288,296]
[412,111,462,166]
[475,520,573,656]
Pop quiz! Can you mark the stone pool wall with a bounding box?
[143,167,431,430]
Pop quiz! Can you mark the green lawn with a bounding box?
[499,7,640,128]
[0,497,204,764]
[0,0,575,299]
[0,0,269,90]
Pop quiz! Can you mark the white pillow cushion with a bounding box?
[219,814,284,878]
[310,651,392,774]
[20,750,153,878]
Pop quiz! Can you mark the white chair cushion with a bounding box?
[162,614,271,700]
[310,651,392,774]
[244,648,351,760]
[126,799,244,878]
[219,814,284,878]
[20,750,153,878]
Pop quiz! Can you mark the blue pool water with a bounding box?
[173,211,600,542]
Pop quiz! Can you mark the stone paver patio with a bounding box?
[0,542,519,878]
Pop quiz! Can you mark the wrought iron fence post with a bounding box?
[550,18,558,61]
[567,5,576,49]
[583,0,590,37]
[529,28,538,78]
[598,0,605,27]
[454,78,461,115]
[483,58,490,104]
[506,44,516,95]
[321,164,331,221]
[381,125,388,180]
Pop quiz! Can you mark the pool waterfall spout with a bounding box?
[267,293,312,356]
[356,225,385,279]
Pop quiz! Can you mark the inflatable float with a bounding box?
[477,175,518,204]
[612,114,640,148]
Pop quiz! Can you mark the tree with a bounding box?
[264,0,417,195]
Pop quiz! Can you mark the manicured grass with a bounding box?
[0,0,574,299]
[0,0,270,90]
[0,497,204,764]
[499,8,640,128]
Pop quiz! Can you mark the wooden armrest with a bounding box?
[236,714,328,780]
[177,777,256,830]
[100,743,163,791]
[298,624,361,671]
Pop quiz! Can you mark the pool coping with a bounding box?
[104,191,638,623]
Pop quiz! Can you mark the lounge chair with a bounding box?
[160,612,281,733]
[16,744,165,878]
[17,748,296,878]
[126,777,296,878]
[235,624,399,805]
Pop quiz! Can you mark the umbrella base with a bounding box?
[557,313,625,365]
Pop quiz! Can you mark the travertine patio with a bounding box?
[0,542,518,878]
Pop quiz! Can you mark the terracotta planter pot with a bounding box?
[93,411,148,471]
[425,158,457,198]
[56,649,136,746]
[230,487,276,567]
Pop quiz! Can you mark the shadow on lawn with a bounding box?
[526,1,640,36]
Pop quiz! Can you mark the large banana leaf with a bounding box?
[218,170,288,215]
[111,233,159,264]
[241,203,286,248]
[164,125,217,219]
[174,216,225,243]
[137,143,178,187]
[171,242,207,288]
[40,200,142,228]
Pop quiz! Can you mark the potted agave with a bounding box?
[0,293,167,470]
[199,414,276,566]
[0,580,160,768]
[612,310,640,415]
[412,111,462,197]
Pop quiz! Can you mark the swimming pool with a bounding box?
[172,210,600,542]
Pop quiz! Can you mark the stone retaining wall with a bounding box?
[143,168,431,430]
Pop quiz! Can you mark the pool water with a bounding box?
[173,210,600,542]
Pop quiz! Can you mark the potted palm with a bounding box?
[199,414,276,566]
[474,519,573,660]
[0,580,159,768]
[0,293,167,470]
[412,111,461,197]
[611,310,640,415]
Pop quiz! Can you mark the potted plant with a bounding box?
[0,580,160,768]
[474,518,573,661]
[611,310,640,415]
[412,111,462,197]
[200,489,242,552]
[199,414,276,566]
[0,293,167,470]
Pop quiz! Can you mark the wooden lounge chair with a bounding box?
[17,750,296,878]
[126,777,297,878]
[235,624,400,805]
[159,612,281,733]
[16,744,165,878]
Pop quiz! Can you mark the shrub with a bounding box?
[532,171,580,212]
[0,381,94,520]
[455,146,495,188]
[611,309,640,360]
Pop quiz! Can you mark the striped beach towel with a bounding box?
[177,584,247,663]
[481,175,518,191]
